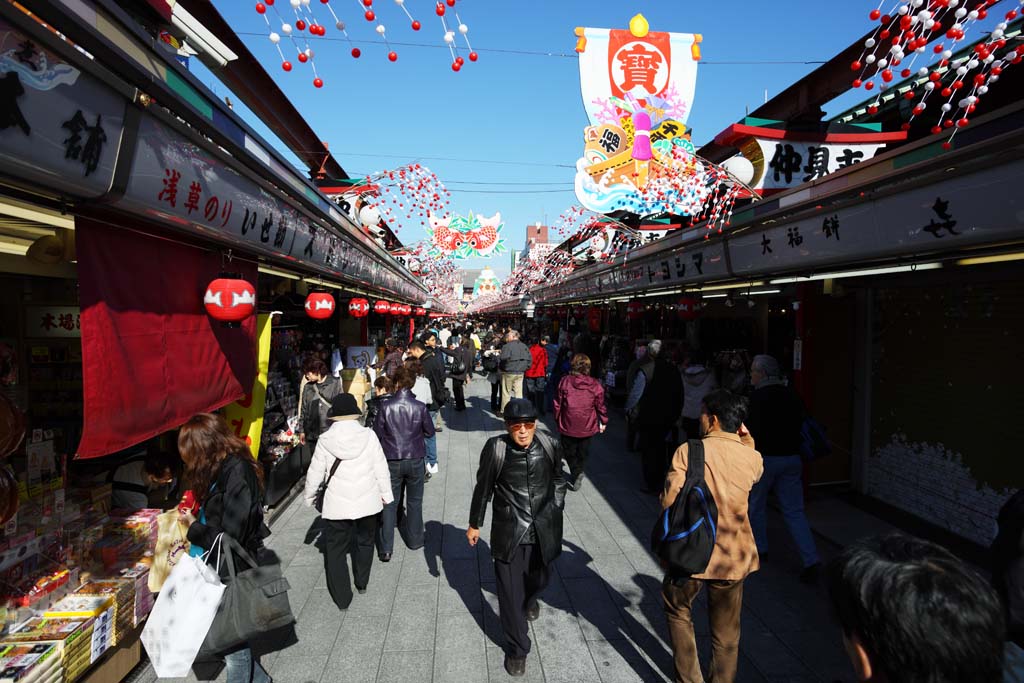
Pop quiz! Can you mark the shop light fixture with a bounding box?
[956,252,1024,267]
[769,263,941,284]
[0,242,30,256]
[748,289,782,296]
[302,278,345,290]
[685,281,766,293]
[257,266,300,280]
[702,293,729,299]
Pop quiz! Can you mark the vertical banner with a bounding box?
[224,314,272,459]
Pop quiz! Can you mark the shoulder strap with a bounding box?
[323,457,342,485]
[535,432,558,468]
[492,437,506,477]
[312,384,331,407]
[683,439,705,487]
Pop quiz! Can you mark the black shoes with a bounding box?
[503,655,526,677]
[379,552,392,562]
[569,473,585,492]
[525,601,540,622]
[799,562,822,584]
[357,587,367,594]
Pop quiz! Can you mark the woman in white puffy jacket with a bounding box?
[304,393,394,610]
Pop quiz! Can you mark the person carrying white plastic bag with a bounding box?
[142,535,226,678]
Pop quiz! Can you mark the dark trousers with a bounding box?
[452,378,466,410]
[663,577,744,683]
[490,381,500,410]
[378,458,425,553]
[560,434,592,479]
[639,425,672,492]
[494,544,551,658]
[323,515,378,610]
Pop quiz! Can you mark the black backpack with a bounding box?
[482,354,500,372]
[650,439,719,577]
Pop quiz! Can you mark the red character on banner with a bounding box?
[40,313,56,331]
[617,44,662,94]
[185,181,202,214]
[158,168,181,207]
[58,314,75,331]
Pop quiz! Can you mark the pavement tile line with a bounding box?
[127,378,855,683]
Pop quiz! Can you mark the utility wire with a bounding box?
[310,151,576,168]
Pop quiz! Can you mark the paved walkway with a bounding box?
[141,379,857,683]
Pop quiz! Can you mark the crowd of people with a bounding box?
[165,319,1023,683]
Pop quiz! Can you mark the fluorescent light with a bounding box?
[748,289,781,296]
[258,266,300,280]
[956,252,1024,266]
[703,293,729,299]
[770,263,941,284]
[685,281,765,293]
[303,278,345,290]
[0,242,30,256]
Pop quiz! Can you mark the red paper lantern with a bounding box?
[626,301,645,321]
[676,297,700,321]
[401,304,413,316]
[204,277,255,325]
[414,307,427,316]
[305,292,335,319]
[587,307,602,333]
[348,298,370,318]
[374,300,392,315]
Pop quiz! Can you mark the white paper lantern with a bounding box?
[721,156,755,186]
[359,205,381,228]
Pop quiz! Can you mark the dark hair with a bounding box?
[408,340,426,353]
[178,413,264,505]
[374,375,394,393]
[143,451,179,478]
[827,533,1004,683]
[391,367,416,390]
[403,358,423,377]
[570,353,591,375]
[460,338,472,349]
[419,331,436,343]
[700,389,747,432]
[302,357,329,376]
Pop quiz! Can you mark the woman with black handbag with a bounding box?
[177,413,272,683]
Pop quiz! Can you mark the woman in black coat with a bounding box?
[442,339,476,411]
[178,413,271,683]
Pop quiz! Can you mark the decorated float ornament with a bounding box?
[374,300,392,315]
[427,211,507,259]
[348,297,370,317]
[472,266,502,299]
[253,0,478,76]
[204,276,256,326]
[676,297,700,321]
[305,291,336,319]
[848,0,1023,147]
[626,300,645,320]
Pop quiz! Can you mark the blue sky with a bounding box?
[203,1,893,277]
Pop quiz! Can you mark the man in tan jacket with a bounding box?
[660,389,763,683]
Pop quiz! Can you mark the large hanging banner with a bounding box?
[223,314,272,459]
[575,15,701,128]
[427,212,507,259]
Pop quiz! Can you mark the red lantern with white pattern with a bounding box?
[676,297,700,321]
[414,307,427,316]
[305,292,336,319]
[374,300,392,315]
[204,276,256,326]
[587,307,602,333]
[348,298,370,318]
[626,301,645,321]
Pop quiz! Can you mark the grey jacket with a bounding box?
[498,340,532,374]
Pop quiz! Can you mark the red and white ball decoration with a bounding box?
[253,0,479,85]
[626,301,645,321]
[204,277,256,326]
[348,297,370,317]
[676,297,700,321]
[374,300,392,315]
[305,291,336,319]
[850,0,1024,147]
[414,306,427,316]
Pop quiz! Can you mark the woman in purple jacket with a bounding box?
[554,354,608,492]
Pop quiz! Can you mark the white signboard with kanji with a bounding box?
[754,140,887,192]
[25,306,80,338]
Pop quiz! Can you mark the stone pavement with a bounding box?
[136,378,858,683]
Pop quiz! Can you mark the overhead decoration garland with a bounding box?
[850,0,1024,147]
[363,163,453,234]
[426,211,507,259]
[253,0,479,87]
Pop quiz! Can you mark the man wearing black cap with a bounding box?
[467,399,567,677]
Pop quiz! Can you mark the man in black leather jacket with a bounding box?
[467,399,566,677]
[373,367,435,561]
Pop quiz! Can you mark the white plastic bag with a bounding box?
[142,535,226,678]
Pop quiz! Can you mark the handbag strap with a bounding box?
[683,439,706,487]
[312,384,331,407]
[323,457,342,487]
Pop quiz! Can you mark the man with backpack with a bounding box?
[467,399,567,678]
[660,389,763,683]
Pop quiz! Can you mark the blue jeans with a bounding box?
[223,645,270,683]
[378,458,426,553]
[425,430,437,468]
[748,454,820,568]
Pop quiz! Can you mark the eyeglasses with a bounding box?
[508,421,537,431]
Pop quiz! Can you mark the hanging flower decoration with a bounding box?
[849,0,1023,148]
[253,0,479,83]
[359,163,452,235]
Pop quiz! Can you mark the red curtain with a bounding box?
[75,218,257,458]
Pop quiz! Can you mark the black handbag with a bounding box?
[200,535,295,656]
[314,458,342,513]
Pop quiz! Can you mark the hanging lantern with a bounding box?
[374,300,392,315]
[348,298,370,318]
[305,292,336,320]
[204,276,256,326]
[626,301,645,321]
[587,306,602,333]
[676,297,700,321]
[414,307,427,316]
[401,303,413,316]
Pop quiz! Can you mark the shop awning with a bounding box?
[75,219,257,458]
